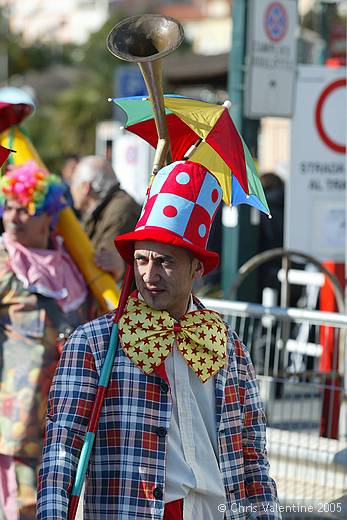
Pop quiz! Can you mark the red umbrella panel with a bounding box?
[0,101,33,134]
[0,145,11,168]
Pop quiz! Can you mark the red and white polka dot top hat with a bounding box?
[114,160,223,274]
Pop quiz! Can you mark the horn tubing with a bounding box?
[139,61,171,174]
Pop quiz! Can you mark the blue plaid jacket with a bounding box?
[37,304,281,519]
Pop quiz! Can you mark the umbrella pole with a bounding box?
[68,264,134,520]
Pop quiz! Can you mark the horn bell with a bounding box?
[107,14,184,63]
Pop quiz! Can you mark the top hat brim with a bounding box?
[114,228,219,275]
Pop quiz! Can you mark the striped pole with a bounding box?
[68,265,134,520]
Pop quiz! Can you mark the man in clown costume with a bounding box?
[37,161,281,519]
[0,161,89,520]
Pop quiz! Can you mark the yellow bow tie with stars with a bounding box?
[118,296,227,383]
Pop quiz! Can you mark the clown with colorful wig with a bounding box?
[0,160,89,519]
[37,160,280,520]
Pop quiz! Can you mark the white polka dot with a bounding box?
[198,224,206,237]
[176,172,190,184]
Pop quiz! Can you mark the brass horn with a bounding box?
[107,14,184,175]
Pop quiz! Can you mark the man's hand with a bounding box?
[94,248,125,282]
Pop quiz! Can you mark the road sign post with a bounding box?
[223,0,260,301]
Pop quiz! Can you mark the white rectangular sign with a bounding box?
[113,131,154,205]
[96,121,154,206]
[285,65,346,262]
[244,0,298,118]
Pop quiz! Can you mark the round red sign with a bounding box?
[315,78,346,154]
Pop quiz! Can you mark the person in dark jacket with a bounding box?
[258,172,285,298]
[71,155,141,282]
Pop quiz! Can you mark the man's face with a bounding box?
[134,240,203,320]
[70,180,90,212]
[2,199,51,248]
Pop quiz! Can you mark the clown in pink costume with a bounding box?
[0,161,88,519]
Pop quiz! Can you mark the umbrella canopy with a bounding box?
[0,87,35,133]
[112,95,270,215]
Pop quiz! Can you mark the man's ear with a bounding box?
[83,181,93,196]
[192,259,204,280]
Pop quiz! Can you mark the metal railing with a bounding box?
[203,298,347,516]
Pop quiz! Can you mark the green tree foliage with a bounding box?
[5,6,189,172]
[8,10,126,172]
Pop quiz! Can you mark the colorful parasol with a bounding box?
[111,95,270,215]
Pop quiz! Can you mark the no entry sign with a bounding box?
[285,65,346,262]
[315,78,346,154]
